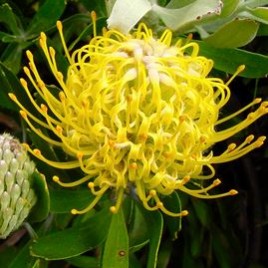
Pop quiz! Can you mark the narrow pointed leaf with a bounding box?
[220,0,240,17]
[198,41,268,78]
[163,192,183,239]
[9,241,38,268]
[28,171,50,223]
[0,4,20,35]
[102,207,129,268]
[244,0,268,8]
[67,256,99,268]
[142,209,163,268]
[204,19,259,48]
[240,7,268,24]
[27,0,66,34]
[165,0,195,9]
[129,201,149,252]
[31,208,111,260]
[152,0,222,31]
[0,62,29,110]
[50,188,95,214]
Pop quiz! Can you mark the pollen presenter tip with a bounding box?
[229,190,239,195]
[110,206,117,213]
[71,209,78,215]
[181,210,189,217]
[53,176,60,183]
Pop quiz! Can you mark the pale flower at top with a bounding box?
[9,12,268,217]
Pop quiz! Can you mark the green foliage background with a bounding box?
[0,0,268,267]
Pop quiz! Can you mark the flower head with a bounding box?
[10,12,268,216]
[0,133,37,239]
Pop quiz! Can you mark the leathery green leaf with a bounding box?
[9,241,39,268]
[152,0,222,31]
[142,208,163,268]
[191,199,211,228]
[129,199,149,253]
[31,208,111,260]
[50,188,95,214]
[204,19,259,48]
[211,226,233,268]
[0,62,26,110]
[0,4,21,35]
[165,0,195,9]
[219,0,240,17]
[240,7,268,24]
[198,41,268,78]
[27,0,66,34]
[28,171,50,223]
[102,207,129,268]
[67,255,99,268]
[162,192,183,239]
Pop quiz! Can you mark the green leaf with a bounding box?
[211,226,233,268]
[243,0,268,9]
[186,207,205,259]
[0,4,21,35]
[28,171,50,223]
[143,209,163,268]
[129,254,143,268]
[32,259,42,268]
[191,199,211,227]
[240,7,268,25]
[152,0,222,32]
[67,255,100,268]
[190,227,205,258]
[50,188,95,214]
[9,241,39,268]
[0,67,18,110]
[258,23,268,35]
[156,240,173,268]
[204,19,259,48]
[0,247,17,267]
[102,207,129,268]
[80,0,108,17]
[258,24,268,36]
[0,62,28,110]
[1,43,24,74]
[27,0,66,34]
[162,192,183,239]
[128,200,149,252]
[165,0,195,9]
[182,239,204,268]
[198,41,268,78]
[220,0,240,17]
[31,208,112,260]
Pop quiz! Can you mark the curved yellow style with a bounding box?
[10,12,268,216]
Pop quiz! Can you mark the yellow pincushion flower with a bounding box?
[9,13,268,217]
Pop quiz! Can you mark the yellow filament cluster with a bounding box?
[10,12,268,216]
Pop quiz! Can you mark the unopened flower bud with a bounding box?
[0,133,37,239]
